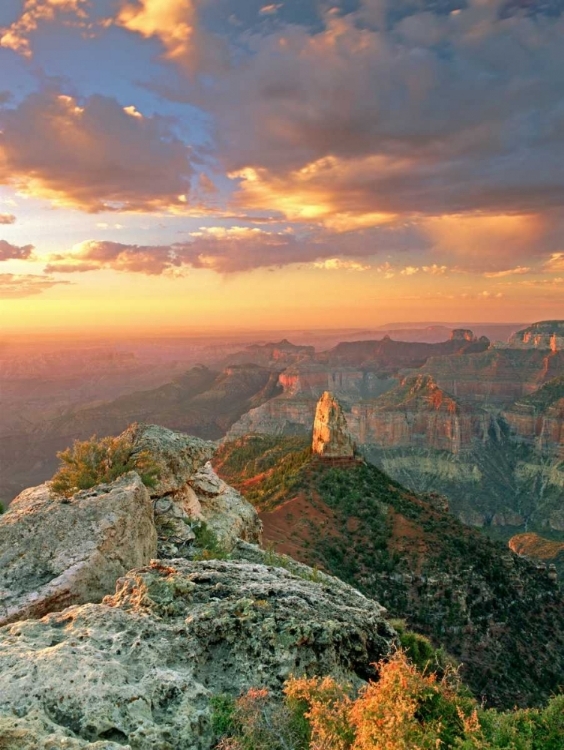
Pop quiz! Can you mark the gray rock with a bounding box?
[123,425,260,553]
[0,559,396,750]
[190,463,262,550]
[126,423,215,496]
[0,473,156,627]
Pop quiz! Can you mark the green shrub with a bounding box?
[210,694,237,738]
[388,619,455,678]
[50,434,160,498]
[0,501,4,514]
[215,687,310,750]
[192,521,230,560]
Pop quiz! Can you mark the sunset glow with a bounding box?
[1,0,564,333]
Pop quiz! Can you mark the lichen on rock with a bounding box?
[0,472,157,627]
[0,558,396,750]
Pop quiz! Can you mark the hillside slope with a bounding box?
[214,436,564,709]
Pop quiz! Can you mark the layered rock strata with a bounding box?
[348,375,491,454]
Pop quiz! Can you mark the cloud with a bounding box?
[0,214,16,225]
[313,258,370,271]
[187,1,564,243]
[45,219,434,274]
[484,266,532,278]
[260,4,283,15]
[0,0,88,57]
[45,232,316,274]
[400,266,419,276]
[545,253,564,272]
[0,240,34,261]
[0,89,195,212]
[0,273,70,298]
[115,0,224,72]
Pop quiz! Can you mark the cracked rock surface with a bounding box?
[0,558,395,750]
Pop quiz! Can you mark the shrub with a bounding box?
[50,434,159,498]
[285,651,475,750]
[388,619,456,678]
[192,521,229,561]
[215,652,564,750]
[0,500,4,514]
[215,687,310,750]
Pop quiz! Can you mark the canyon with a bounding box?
[3,321,564,547]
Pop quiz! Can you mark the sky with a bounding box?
[1,0,564,333]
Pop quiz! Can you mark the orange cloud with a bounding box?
[0,273,70,297]
[0,0,87,56]
[484,266,531,278]
[545,253,564,272]
[115,0,223,72]
[0,90,195,212]
[231,157,400,231]
[423,214,546,270]
[313,258,370,271]
[0,214,16,225]
[260,4,283,15]
[0,240,34,261]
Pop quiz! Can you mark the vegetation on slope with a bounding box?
[214,435,311,509]
[212,651,564,750]
[515,374,564,412]
[214,436,564,709]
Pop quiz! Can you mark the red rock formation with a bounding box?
[348,375,490,454]
[312,392,355,459]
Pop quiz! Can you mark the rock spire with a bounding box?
[312,391,355,458]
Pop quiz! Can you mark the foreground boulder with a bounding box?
[0,558,395,750]
[0,472,156,627]
[127,424,261,555]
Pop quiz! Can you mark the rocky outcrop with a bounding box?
[508,321,564,351]
[450,329,476,342]
[0,423,262,627]
[0,472,157,627]
[188,462,262,549]
[312,392,355,459]
[0,558,395,750]
[127,422,216,495]
[126,424,261,556]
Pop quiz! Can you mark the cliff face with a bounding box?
[278,364,396,400]
[226,338,315,368]
[503,375,564,457]
[508,321,564,351]
[320,331,489,370]
[423,348,564,406]
[312,392,355,459]
[348,375,490,454]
